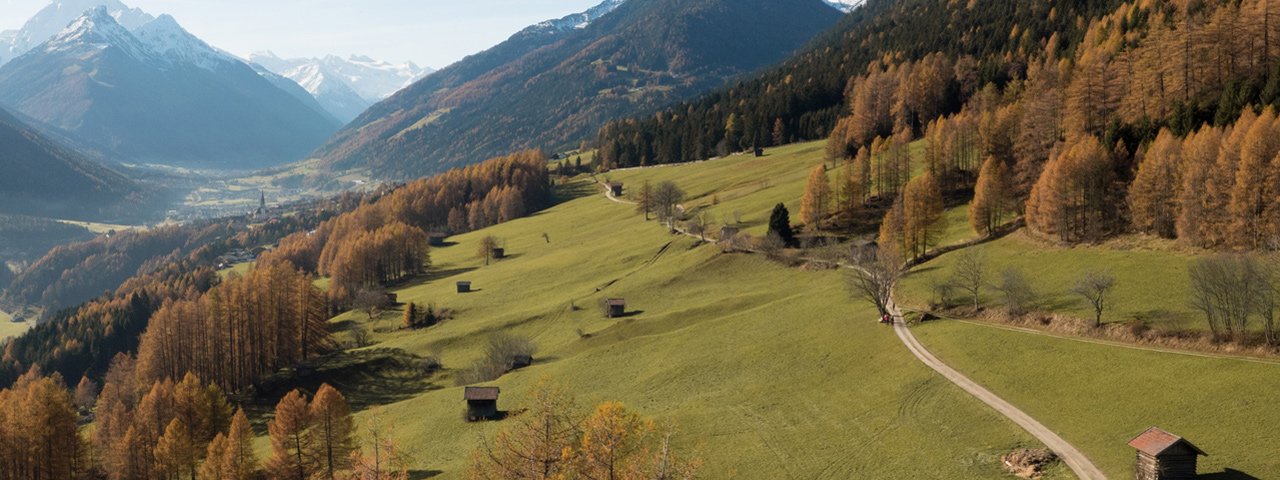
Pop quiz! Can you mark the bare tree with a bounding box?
[354,288,390,321]
[997,266,1037,315]
[1071,270,1116,327]
[652,181,686,228]
[952,249,987,311]
[476,236,500,266]
[1188,254,1274,341]
[848,249,905,317]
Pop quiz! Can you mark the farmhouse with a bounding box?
[464,386,500,421]
[457,281,472,293]
[605,298,626,318]
[1128,427,1206,480]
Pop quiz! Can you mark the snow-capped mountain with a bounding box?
[250,52,431,122]
[0,7,340,168]
[824,0,864,12]
[0,0,153,66]
[524,0,627,36]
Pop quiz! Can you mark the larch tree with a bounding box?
[970,156,1010,237]
[635,180,654,220]
[308,384,356,480]
[1026,135,1117,243]
[565,401,652,480]
[200,433,231,480]
[878,197,907,257]
[477,236,500,266]
[1176,126,1224,246]
[223,409,258,480]
[155,419,198,480]
[468,380,580,480]
[1128,129,1184,238]
[901,172,946,259]
[1227,108,1280,249]
[800,165,832,230]
[268,390,317,480]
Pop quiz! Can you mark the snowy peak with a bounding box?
[250,52,432,102]
[824,0,864,12]
[1,0,153,66]
[133,14,236,70]
[526,0,627,35]
[43,6,152,61]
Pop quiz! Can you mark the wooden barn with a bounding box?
[605,298,626,318]
[492,247,506,259]
[511,354,533,370]
[1128,427,1206,480]
[464,386,500,422]
[719,225,740,241]
[753,147,765,157]
[608,182,624,197]
[385,292,399,305]
[428,234,448,247]
[457,281,472,293]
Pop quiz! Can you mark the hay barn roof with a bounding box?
[1128,427,1207,457]
[606,298,626,306]
[464,386,500,401]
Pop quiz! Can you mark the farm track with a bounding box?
[595,178,1107,479]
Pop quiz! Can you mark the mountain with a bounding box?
[250,52,432,122]
[824,0,863,12]
[312,0,843,179]
[0,0,153,66]
[0,8,341,168]
[0,106,152,221]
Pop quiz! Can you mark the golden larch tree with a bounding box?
[1128,129,1183,238]
[800,165,833,230]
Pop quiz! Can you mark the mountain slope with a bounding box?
[0,0,153,66]
[313,0,843,179]
[0,8,341,168]
[0,106,152,220]
[250,52,431,122]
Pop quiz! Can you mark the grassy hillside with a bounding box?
[913,320,1280,478]
[898,231,1205,331]
[0,310,27,340]
[281,171,1067,478]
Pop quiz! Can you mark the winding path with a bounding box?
[596,179,1107,479]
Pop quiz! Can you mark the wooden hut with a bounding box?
[609,182,624,197]
[457,281,472,293]
[428,234,448,247]
[464,387,500,421]
[851,239,879,262]
[492,247,506,259]
[385,292,399,305]
[1128,427,1206,480]
[753,147,765,157]
[605,298,626,318]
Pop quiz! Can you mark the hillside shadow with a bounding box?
[399,267,479,288]
[1199,469,1261,479]
[408,470,444,479]
[248,348,440,420]
[494,253,523,261]
[552,181,597,203]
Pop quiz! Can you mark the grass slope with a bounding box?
[287,173,1065,478]
[913,320,1280,478]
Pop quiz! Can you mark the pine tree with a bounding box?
[970,157,1009,237]
[800,165,832,230]
[1176,125,1223,246]
[308,384,356,480]
[268,390,316,480]
[767,203,796,247]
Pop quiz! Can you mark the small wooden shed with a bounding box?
[753,147,765,157]
[608,182,624,197]
[457,281,472,293]
[851,239,879,262]
[492,247,506,259]
[428,234,448,247]
[1128,427,1206,480]
[605,298,626,318]
[385,292,399,305]
[464,386,500,421]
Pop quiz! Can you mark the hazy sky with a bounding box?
[1,0,603,67]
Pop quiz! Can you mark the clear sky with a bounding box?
[1,0,603,67]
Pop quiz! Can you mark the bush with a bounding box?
[455,333,536,385]
[997,266,1036,315]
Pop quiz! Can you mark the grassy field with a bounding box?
[913,319,1280,478]
[0,310,30,340]
[899,230,1206,331]
[273,175,1069,479]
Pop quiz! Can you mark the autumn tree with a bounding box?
[800,165,832,230]
[223,410,258,480]
[268,390,317,480]
[468,380,580,479]
[155,418,198,480]
[1228,108,1280,249]
[477,236,500,266]
[1129,129,1183,238]
[901,172,946,259]
[635,180,654,220]
[1026,135,1117,243]
[652,181,686,228]
[970,157,1010,237]
[350,409,410,480]
[1176,126,1225,246]
[564,401,653,480]
[309,384,356,480]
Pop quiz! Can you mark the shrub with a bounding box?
[455,333,536,385]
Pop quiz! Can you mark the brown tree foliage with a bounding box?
[1128,129,1183,238]
[970,156,1011,237]
[268,390,317,480]
[799,165,832,230]
[309,384,356,480]
[1026,135,1118,243]
[0,370,84,480]
[902,172,946,259]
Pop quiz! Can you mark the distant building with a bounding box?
[464,386,500,421]
[605,298,626,318]
[1128,427,1206,480]
[385,292,399,305]
[492,247,505,259]
[754,147,765,157]
[428,234,448,247]
[719,225,740,241]
[851,239,879,261]
[511,354,533,370]
[608,182,624,197]
[457,281,472,293]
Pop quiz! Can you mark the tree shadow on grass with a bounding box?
[552,181,597,204]
[1199,469,1261,480]
[246,348,441,430]
[397,267,479,289]
[408,470,444,479]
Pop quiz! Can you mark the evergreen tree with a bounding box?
[767,203,796,247]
